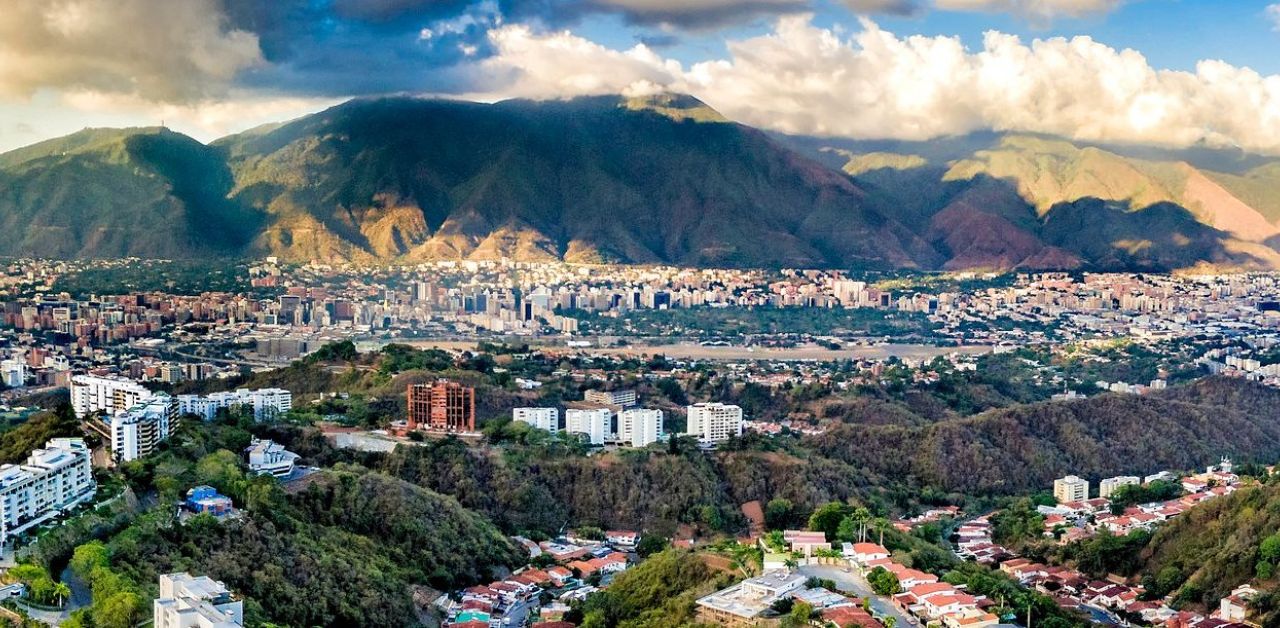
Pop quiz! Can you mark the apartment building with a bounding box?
[0,438,96,547]
[1099,476,1140,498]
[565,408,611,445]
[618,409,664,448]
[177,389,292,421]
[154,572,244,628]
[245,439,299,479]
[1054,475,1090,504]
[406,380,476,432]
[513,407,559,432]
[101,394,176,462]
[70,373,152,418]
[583,389,637,407]
[686,403,743,444]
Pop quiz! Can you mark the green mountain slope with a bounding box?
[811,377,1280,496]
[0,127,261,258]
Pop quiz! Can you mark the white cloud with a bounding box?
[475,15,1280,155]
[1267,4,1280,32]
[0,0,262,103]
[57,91,338,142]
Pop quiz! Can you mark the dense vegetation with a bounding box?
[52,416,521,627]
[50,260,263,298]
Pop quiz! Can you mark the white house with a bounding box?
[153,572,243,628]
[245,439,299,478]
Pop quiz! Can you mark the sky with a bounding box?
[2,0,1280,153]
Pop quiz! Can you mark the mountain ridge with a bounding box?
[5,94,1280,270]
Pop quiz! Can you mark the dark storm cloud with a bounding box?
[499,0,809,30]
[213,0,496,95]
[841,0,926,16]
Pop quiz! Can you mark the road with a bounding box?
[798,564,918,627]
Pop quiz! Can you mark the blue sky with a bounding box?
[2,0,1280,153]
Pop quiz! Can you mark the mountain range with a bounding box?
[6,93,1280,271]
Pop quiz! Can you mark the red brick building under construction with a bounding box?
[407,380,476,432]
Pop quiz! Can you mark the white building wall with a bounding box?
[618,409,664,448]
[513,407,559,432]
[565,408,611,445]
[685,403,743,443]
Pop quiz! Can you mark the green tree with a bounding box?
[867,566,901,596]
[808,502,853,540]
[53,581,71,607]
[94,591,144,628]
[766,498,794,530]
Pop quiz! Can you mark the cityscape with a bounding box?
[5,1,1280,627]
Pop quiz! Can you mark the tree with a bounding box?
[867,566,901,596]
[53,581,71,608]
[94,591,144,628]
[883,616,897,628]
[766,498,795,530]
[636,535,669,558]
[808,502,853,540]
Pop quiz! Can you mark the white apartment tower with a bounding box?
[176,389,292,422]
[154,572,244,628]
[0,438,96,547]
[1053,475,1090,503]
[565,408,611,445]
[1099,476,1140,498]
[110,394,177,462]
[70,374,153,418]
[618,409,664,448]
[513,407,559,432]
[686,403,743,444]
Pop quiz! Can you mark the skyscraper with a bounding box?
[407,380,476,432]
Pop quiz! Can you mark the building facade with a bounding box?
[1053,475,1090,503]
[177,389,292,421]
[154,572,244,628]
[406,380,476,432]
[565,408,611,445]
[618,409,664,448]
[1099,475,1140,498]
[686,403,743,444]
[583,389,637,407]
[513,407,559,432]
[70,374,152,418]
[107,394,176,462]
[0,438,96,548]
[245,438,299,478]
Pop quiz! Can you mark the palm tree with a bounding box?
[852,507,872,542]
[52,581,70,608]
[873,517,890,547]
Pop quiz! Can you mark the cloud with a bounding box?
[474,15,1280,155]
[0,0,262,103]
[935,0,1126,22]
[1267,4,1280,32]
[841,0,926,17]
[58,90,340,142]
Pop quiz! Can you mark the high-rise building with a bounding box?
[513,407,559,432]
[153,572,244,628]
[565,408,611,445]
[1053,475,1090,503]
[105,394,176,462]
[0,438,96,547]
[686,403,743,444]
[619,408,665,447]
[618,409,664,448]
[70,374,152,418]
[1099,476,1140,498]
[406,380,476,432]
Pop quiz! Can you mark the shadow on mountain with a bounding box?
[848,159,1272,271]
[125,131,265,252]
[1040,198,1270,271]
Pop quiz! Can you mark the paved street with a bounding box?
[798,563,919,627]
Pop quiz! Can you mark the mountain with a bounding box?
[215,95,937,267]
[810,377,1280,496]
[0,127,262,258]
[6,94,1280,269]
